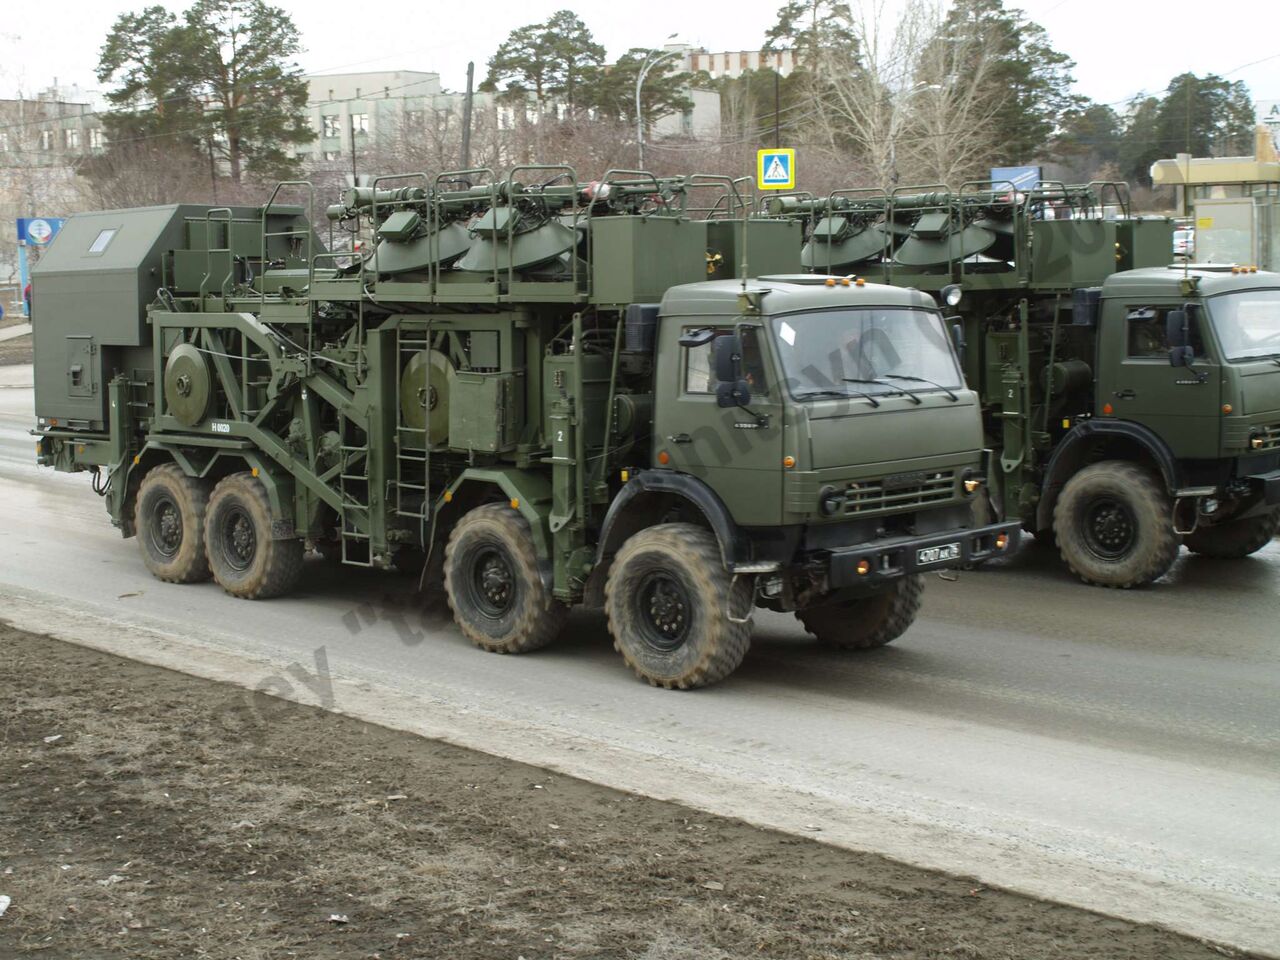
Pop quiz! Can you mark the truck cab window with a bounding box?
[683,328,768,394]
[1126,307,1202,359]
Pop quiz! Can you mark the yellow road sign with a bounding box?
[757,148,795,190]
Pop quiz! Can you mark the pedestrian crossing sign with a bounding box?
[757,148,795,190]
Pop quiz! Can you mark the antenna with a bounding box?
[740,173,750,290]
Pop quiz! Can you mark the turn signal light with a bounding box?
[1102,403,1114,415]
[1222,404,1233,414]
[995,533,1009,550]
[855,559,871,576]
[824,277,836,287]
[855,278,866,287]
[783,455,796,468]
[657,450,670,465]
[963,478,981,494]
[1251,436,1264,449]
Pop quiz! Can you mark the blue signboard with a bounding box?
[16,217,65,318]
[990,166,1041,192]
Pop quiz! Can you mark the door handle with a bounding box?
[667,433,692,444]
[1114,389,1136,400]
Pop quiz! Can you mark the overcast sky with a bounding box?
[1,0,1275,110]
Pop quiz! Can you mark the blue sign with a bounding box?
[16,216,65,319]
[17,217,65,246]
[991,166,1041,192]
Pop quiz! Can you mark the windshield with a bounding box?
[1207,289,1280,361]
[771,308,963,399]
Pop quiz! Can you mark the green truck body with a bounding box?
[771,182,1280,586]
[31,170,1018,687]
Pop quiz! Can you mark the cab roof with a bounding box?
[659,275,937,317]
[1101,266,1280,299]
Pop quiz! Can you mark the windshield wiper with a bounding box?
[797,387,880,407]
[881,374,959,402]
[844,376,921,405]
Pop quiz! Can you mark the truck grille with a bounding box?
[1256,423,1280,452]
[842,470,956,515]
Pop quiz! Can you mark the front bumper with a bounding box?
[1248,468,1280,506]
[827,520,1022,588]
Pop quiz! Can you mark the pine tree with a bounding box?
[482,11,606,118]
[96,0,310,184]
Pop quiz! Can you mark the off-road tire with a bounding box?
[1184,508,1280,558]
[604,524,752,689]
[1053,461,1178,588]
[443,503,567,654]
[204,472,304,599]
[796,574,923,649]
[135,463,211,583]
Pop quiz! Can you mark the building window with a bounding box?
[405,110,425,129]
[323,150,341,161]
[0,132,8,151]
[89,128,104,149]
[65,128,80,150]
[321,114,340,137]
[351,113,369,135]
[40,129,53,150]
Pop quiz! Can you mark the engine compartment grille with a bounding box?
[843,469,956,515]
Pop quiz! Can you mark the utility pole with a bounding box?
[461,61,474,170]
[350,112,357,185]
[773,72,781,148]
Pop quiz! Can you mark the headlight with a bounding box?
[941,283,963,308]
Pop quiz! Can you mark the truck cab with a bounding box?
[594,276,1018,668]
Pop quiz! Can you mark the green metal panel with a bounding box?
[590,217,707,305]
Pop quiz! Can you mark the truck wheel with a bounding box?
[796,575,923,649]
[135,463,211,583]
[605,524,752,689]
[443,504,567,654]
[204,472,304,599]
[1053,462,1178,588]
[1184,508,1280,558]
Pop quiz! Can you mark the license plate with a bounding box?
[916,542,961,566]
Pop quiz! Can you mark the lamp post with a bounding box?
[636,37,680,170]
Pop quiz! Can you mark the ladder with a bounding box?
[393,323,433,550]
[338,413,373,567]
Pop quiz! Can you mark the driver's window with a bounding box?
[1126,306,1203,359]
[683,329,768,395]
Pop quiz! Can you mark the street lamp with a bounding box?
[636,34,680,170]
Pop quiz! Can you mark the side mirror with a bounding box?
[951,321,967,368]
[1169,344,1195,368]
[679,327,716,348]
[1165,309,1187,349]
[712,332,742,384]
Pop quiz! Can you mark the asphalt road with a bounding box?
[2,363,1278,954]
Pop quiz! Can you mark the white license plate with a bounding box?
[916,542,961,566]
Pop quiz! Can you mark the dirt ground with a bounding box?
[0,334,32,366]
[0,625,1252,960]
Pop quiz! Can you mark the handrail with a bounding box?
[199,207,233,304]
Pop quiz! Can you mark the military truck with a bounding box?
[31,168,1018,687]
[768,181,1280,587]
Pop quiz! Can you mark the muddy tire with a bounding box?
[443,503,567,654]
[205,472,304,599]
[135,463,212,583]
[797,574,923,649]
[1053,462,1178,588]
[605,524,752,689]
[1184,508,1280,558]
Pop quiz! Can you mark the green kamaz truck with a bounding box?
[31,168,1017,687]
[769,181,1280,587]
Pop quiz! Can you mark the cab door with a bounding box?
[1102,302,1222,459]
[653,323,784,527]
